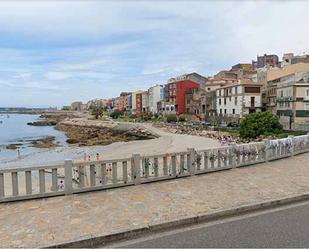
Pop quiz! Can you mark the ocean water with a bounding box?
[0,114,68,165]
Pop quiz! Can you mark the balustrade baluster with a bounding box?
[154,158,159,177]
[78,166,85,188]
[51,168,58,191]
[90,164,96,187]
[171,154,177,176]
[204,151,208,170]
[39,169,45,193]
[144,158,149,178]
[180,154,185,174]
[163,156,168,176]
[112,162,117,184]
[25,171,32,194]
[122,161,128,183]
[101,163,107,185]
[11,172,18,196]
[0,173,4,197]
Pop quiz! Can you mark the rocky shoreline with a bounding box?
[25,111,158,147]
[4,136,59,150]
[56,122,157,146]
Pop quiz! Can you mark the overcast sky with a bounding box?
[0,0,308,107]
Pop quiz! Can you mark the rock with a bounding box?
[6,144,21,150]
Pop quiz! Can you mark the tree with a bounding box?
[91,107,104,119]
[166,114,177,123]
[239,111,283,138]
[178,115,186,122]
[110,110,123,119]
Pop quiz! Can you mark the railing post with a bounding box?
[187,148,196,175]
[11,172,19,196]
[39,169,45,193]
[288,135,295,156]
[64,159,73,195]
[122,161,128,183]
[154,158,159,177]
[51,168,58,191]
[0,173,4,198]
[132,154,141,185]
[229,143,237,168]
[171,154,177,177]
[264,139,270,162]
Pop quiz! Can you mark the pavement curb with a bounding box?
[45,192,309,248]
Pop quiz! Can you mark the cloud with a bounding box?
[0,0,308,107]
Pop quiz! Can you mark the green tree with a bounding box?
[166,114,177,123]
[178,115,186,122]
[110,110,123,119]
[91,107,104,119]
[239,111,283,138]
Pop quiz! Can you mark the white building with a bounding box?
[216,79,263,118]
[148,85,163,113]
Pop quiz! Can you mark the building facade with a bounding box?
[166,80,200,114]
[276,72,309,130]
[216,80,262,118]
[260,63,309,114]
[148,85,164,114]
[253,54,280,68]
[185,88,206,119]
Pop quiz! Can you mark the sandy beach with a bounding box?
[0,120,220,169]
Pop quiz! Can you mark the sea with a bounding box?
[0,114,68,166]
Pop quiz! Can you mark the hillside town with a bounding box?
[69,52,309,131]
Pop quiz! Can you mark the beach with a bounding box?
[0,117,220,168]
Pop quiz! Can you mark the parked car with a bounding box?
[191,121,201,128]
[227,122,239,128]
[201,121,211,127]
[218,122,227,128]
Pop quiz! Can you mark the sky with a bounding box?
[0,0,308,108]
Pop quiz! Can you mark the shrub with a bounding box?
[129,114,137,119]
[110,110,123,119]
[91,107,104,119]
[141,112,153,121]
[166,114,177,123]
[178,115,186,122]
[239,111,283,138]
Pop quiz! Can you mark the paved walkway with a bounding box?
[1,153,309,247]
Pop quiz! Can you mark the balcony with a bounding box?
[277,96,293,102]
[304,96,309,102]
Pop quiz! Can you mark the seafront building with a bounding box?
[148,85,164,114]
[165,77,200,115]
[96,52,309,131]
[260,63,309,114]
[276,71,309,130]
[216,79,262,118]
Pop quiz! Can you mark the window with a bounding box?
[251,97,255,107]
[235,97,238,105]
[219,99,221,105]
[306,90,309,96]
[224,109,227,114]
[220,109,222,114]
[245,87,260,93]
[235,87,238,94]
[224,98,226,105]
[232,109,235,114]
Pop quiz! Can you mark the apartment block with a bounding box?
[216,79,262,118]
[277,71,309,130]
[148,85,164,114]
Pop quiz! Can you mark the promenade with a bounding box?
[1,152,309,247]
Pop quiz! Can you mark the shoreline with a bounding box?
[0,116,221,168]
